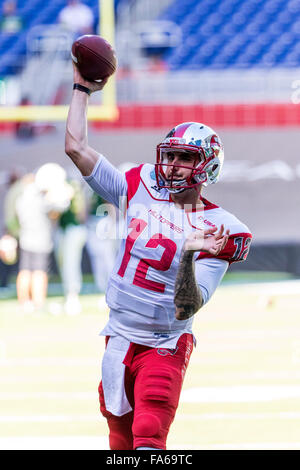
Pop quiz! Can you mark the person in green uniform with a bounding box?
[85,191,119,297]
[56,178,87,315]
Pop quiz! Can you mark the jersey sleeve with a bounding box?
[194,257,229,305]
[125,164,143,207]
[196,232,252,264]
[83,155,127,209]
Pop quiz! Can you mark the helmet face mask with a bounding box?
[155,122,224,193]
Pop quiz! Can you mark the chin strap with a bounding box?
[167,187,186,194]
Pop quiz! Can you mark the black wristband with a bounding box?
[73,83,91,95]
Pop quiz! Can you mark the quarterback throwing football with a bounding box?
[65,64,252,450]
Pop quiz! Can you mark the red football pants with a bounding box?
[98,333,193,450]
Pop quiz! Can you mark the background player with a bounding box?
[65,63,252,450]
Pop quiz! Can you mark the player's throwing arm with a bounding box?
[65,36,115,175]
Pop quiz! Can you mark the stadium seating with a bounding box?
[160,0,300,69]
[1,0,300,76]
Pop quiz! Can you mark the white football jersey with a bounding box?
[85,158,252,348]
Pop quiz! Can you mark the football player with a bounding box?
[65,64,252,450]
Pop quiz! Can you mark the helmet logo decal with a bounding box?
[163,137,186,145]
[210,134,222,156]
[169,137,184,144]
[188,137,202,146]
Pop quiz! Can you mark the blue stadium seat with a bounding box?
[1,0,300,75]
[160,0,300,69]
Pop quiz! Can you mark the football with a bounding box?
[71,34,117,82]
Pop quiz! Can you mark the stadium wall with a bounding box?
[92,103,300,129]
[1,103,300,134]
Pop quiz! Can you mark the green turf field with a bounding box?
[1,275,300,450]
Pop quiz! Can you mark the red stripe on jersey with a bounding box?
[183,197,219,214]
[196,232,252,264]
[200,196,219,211]
[141,177,170,202]
[125,164,143,207]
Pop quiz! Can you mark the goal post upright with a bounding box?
[0,0,118,122]
[100,0,117,110]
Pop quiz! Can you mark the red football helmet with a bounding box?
[155,122,224,193]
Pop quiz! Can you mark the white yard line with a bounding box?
[194,442,300,450]
[1,411,300,424]
[176,411,300,420]
[223,279,300,294]
[181,385,300,403]
[169,442,300,450]
[0,436,109,450]
[2,369,300,383]
[0,414,100,423]
[0,341,6,361]
[0,358,99,366]
[1,384,300,402]
[1,435,300,450]
[0,391,96,400]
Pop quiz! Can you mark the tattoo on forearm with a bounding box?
[174,249,203,320]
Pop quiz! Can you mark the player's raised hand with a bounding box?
[184,224,230,256]
[72,61,108,93]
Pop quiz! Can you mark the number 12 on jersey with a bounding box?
[117,218,177,293]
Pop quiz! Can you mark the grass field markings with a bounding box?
[168,442,300,450]
[176,411,300,421]
[180,385,300,403]
[292,340,300,364]
[221,279,300,293]
[0,341,6,362]
[0,391,97,400]
[240,281,300,309]
[0,414,101,423]
[2,411,300,424]
[1,436,299,451]
[193,328,298,338]
[2,384,300,402]
[184,371,300,383]
[0,357,99,366]
[195,442,300,450]
[0,436,109,450]
[0,376,99,384]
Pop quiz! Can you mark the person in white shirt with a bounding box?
[58,0,94,36]
[15,164,73,312]
[65,64,252,450]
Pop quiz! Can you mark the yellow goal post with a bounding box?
[0,0,118,122]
